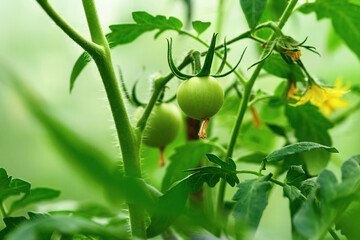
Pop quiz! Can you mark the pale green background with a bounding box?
[0,0,359,239]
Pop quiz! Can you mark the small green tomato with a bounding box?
[176,76,224,121]
[135,103,182,166]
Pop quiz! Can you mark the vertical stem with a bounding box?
[81,0,146,238]
[215,0,226,37]
[0,201,8,218]
[215,0,299,234]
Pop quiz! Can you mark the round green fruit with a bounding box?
[176,76,224,120]
[135,103,182,148]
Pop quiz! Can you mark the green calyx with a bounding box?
[167,33,247,80]
[248,35,320,69]
[275,35,320,56]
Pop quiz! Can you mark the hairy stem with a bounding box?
[215,0,299,234]
[81,0,146,238]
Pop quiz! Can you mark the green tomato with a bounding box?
[135,103,182,148]
[176,76,224,120]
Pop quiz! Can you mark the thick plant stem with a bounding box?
[81,0,146,238]
[215,0,299,234]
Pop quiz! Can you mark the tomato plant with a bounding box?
[1,0,360,239]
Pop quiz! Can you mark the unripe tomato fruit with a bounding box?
[135,103,182,148]
[176,76,224,120]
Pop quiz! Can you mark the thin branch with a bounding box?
[136,51,193,132]
[35,0,102,56]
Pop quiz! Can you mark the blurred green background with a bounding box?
[0,0,359,239]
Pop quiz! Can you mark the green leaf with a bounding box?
[0,168,11,191]
[0,169,31,201]
[294,155,360,239]
[107,11,183,48]
[326,27,342,52]
[0,216,27,239]
[256,0,288,39]
[336,201,360,240]
[236,152,267,164]
[265,142,338,162]
[266,123,288,139]
[263,54,305,82]
[161,141,213,191]
[240,0,268,29]
[232,174,272,238]
[285,165,307,187]
[285,104,334,175]
[70,11,184,91]
[299,0,360,60]
[5,215,128,240]
[69,52,92,93]
[9,188,60,214]
[283,184,303,202]
[192,20,211,36]
[147,154,238,237]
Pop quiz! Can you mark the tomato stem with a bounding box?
[250,106,261,129]
[158,147,166,167]
[198,118,210,139]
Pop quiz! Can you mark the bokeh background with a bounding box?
[1,0,359,239]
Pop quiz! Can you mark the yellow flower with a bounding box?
[289,78,350,116]
[284,48,302,61]
[287,81,299,100]
[319,79,350,116]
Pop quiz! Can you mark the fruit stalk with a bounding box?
[198,118,210,139]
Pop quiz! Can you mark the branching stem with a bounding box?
[35,0,103,56]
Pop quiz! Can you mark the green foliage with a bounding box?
[9,188,60,214]
[5,215,128,240]
[299,0,360,60]
[293,155,360,239]
[8,72,158,212]
[0,169,30,201]
[147,154,239,237]
[192,20,211,36]
[240,0,268,30]
[0,216,28,239]
[236,152,268,164]
[263,54,305,82]
[161,141,213,191]
[70,52,92,93]
[70,11,184,91]
[265,142,338,162]
[336,201,360,240]
[285,165,307,187]
[232,174,272,238]
[107,11,183,48]
[285,104,334,175]
[256,0,288,38]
